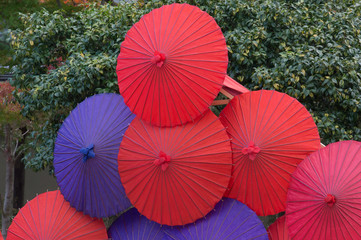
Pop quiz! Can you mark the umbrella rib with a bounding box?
[162,3,187,51]
[231,221,264,240]
[175,139,231,158]
[164,5,198,51]
[171,166,221,201]
[124,34,153,56]
[172,157,232,166]
[308,154,329,195]
[133,120,159,154]
[253,91,286,142]
[117,62,153,93]
[12,209,37,239]
[27,197,42,239]
[165,63,218,104]
[141,17,157,52]
[233,155,250,202]
[332,142,352,193]
[122,135,157,156]
[118,147,155,159]
[171,163,230,188]
[221,102,247,146]
[168,18,215,54]
[289,173,325,198]
[68,107,86,144]
[56,132,82,149]
[132,23,156,53]
[169,59,228,63]
[67,226,107,240]
[169,60,225,74]
[118,161,153,177]
[173,49,225,57]
[171,38,225,57]
[171,117,220,154]
[160,63,173,126]
[173,127,227,156]
[251,90,262,143]
[168,169,207,218]
[336,203,361,238]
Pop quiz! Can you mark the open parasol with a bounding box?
[117,3,228,127]
[268,215,289,240]
[287,140,361,240]
[54,93,135,217]
[118,110,232,226]
[164,198,268,239]
[7,190,108,240]
[108,208,166,240]
[219,90,320,216]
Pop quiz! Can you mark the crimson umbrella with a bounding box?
[7,190,108,240]
[54,93,134,217]
[117,3,228,127]
[108,208,166,240]
[287,140,361,240]
[219,90,320,216]
[118,110,232,226]
[268,216,290,240]
[164,198,268,239]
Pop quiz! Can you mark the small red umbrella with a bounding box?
[287,140,361,240]
[118,110,232,226]
[117,3,228,127]
[7,190,108,240]
[223,75,249,96]
[268,216,290,240]
[219,90,320,216]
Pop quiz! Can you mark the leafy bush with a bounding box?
[10,0,361,171]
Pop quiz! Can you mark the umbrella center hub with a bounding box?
[151,51,166,68]
[80,144,95,162]
[324,194,336,207]
[242,141,260,161]
[154,151,171,171]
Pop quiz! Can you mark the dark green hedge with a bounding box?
[10,0,361,171]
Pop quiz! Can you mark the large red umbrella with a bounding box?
[219,90,320,216]
[287,140,361,240]
[7,190,108,240]
[117,110,232,226]
[268,216,290,240]
[117,3,228,127]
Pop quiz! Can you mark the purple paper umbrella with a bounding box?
[108,208,167,240]
[54,93,135,218]
[164,198,268,240]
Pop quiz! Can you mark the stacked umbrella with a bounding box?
[7,2,361,240]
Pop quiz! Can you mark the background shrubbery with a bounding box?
[9,0,361,171]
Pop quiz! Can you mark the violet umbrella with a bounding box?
[164,198,268,239]
[107,208,167,240]
[54,93,135,218]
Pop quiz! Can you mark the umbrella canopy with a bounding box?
[219,90,320,216]
[164,198,268,239]
[54,93,135,218]
[287,140,361,240]
[7,190,108,240]
[108,208,167,240]
[118,109,232,226]
[117,3,228,127]
[268,216,290,240]
[223,75,249,96]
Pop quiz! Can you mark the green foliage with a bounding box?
[10,0,361,171]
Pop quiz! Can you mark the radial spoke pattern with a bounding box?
[287,140,361,240]
[7,191,108,240]
[268,215,290,240]
[164,198,268,240]
[117,3,228,127]
[107,208,167,240]
[54,94,135,218]
[219,90,320,216]
[118,110,232,226]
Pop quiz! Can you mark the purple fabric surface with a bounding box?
[164,198,268,240]
[108,208,167,240]
[54,93,135,218]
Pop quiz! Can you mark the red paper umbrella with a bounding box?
[117,3,228,127]
[7,190,108,240]
[219,90,320,216]
[118,110,232,226]
[268,216,290,240]
[287,140,361,240]
[223,75,249,96]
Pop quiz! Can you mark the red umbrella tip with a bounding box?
[324,194,336,207]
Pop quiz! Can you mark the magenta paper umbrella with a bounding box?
[54,93,135,218]
[268,216,290,240]
[287,140,361,240]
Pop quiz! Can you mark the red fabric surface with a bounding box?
[117,3,228,127]
[223,75,249,96]
[268,216,290,240]
[7,190,108,240]
[287,140,361,240]
[118,110,232,226]
[219,90,320,216]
